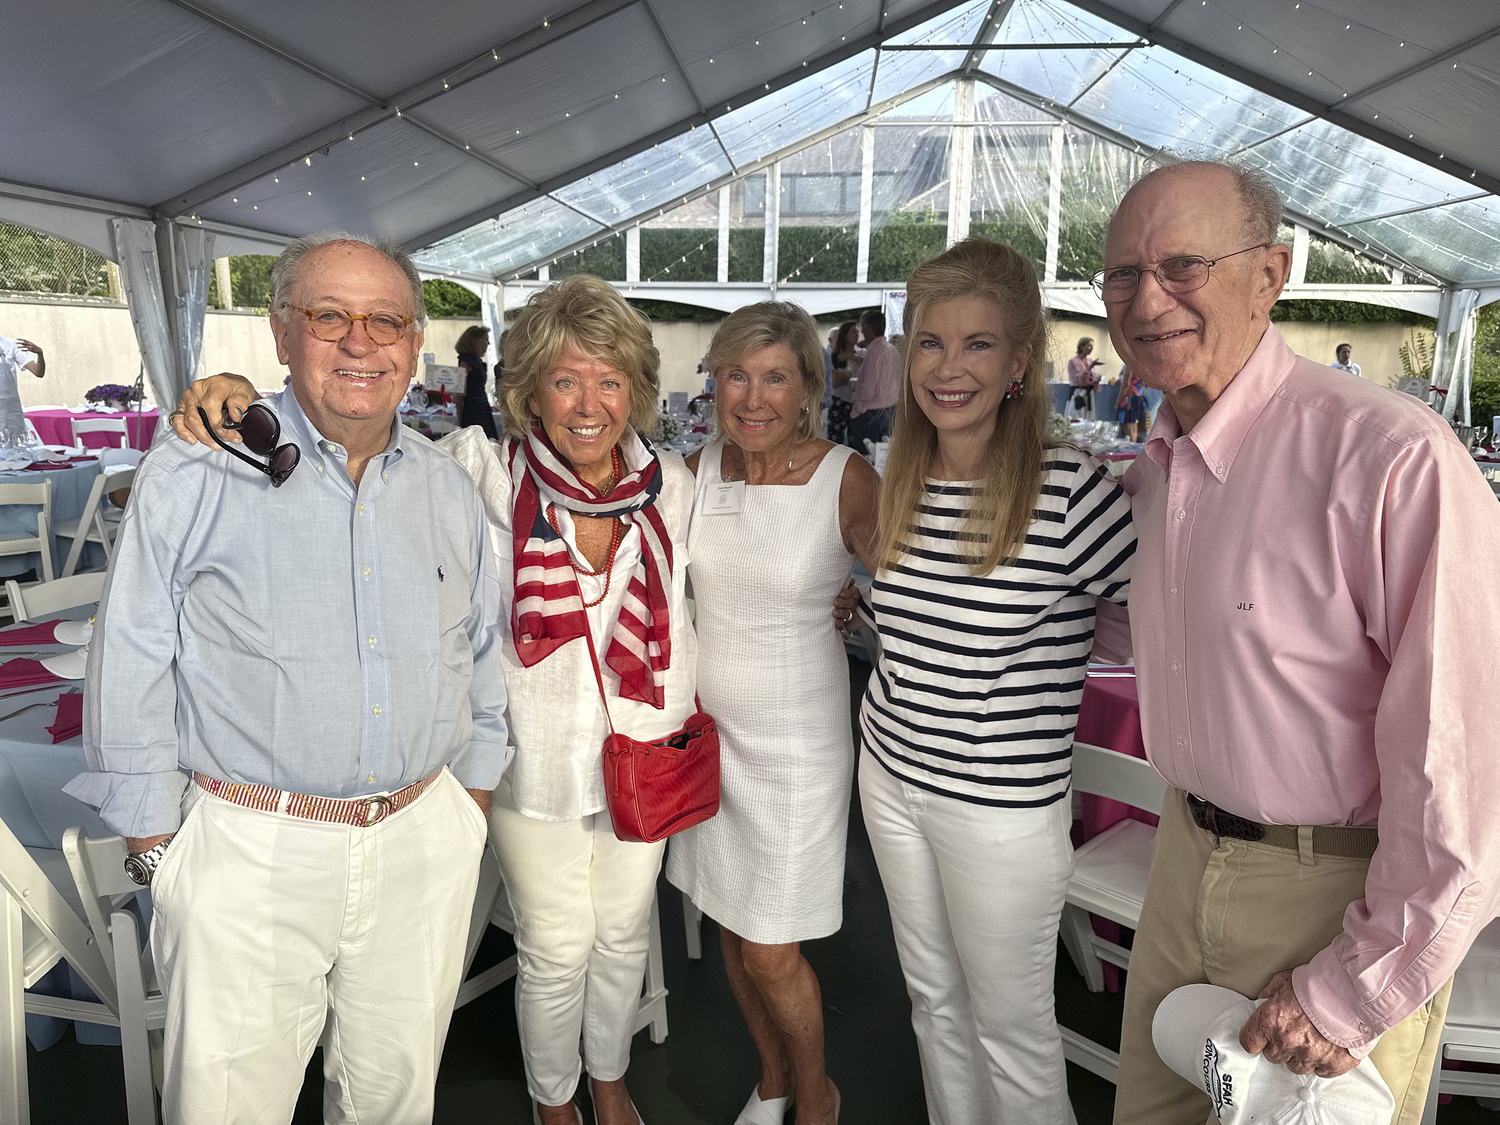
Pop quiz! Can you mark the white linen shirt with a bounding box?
[0,337,36,438]
[440,426,697,822]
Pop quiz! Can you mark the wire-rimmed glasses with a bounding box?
[287,305,414,346]
[197,404,301,487]
[1089,244,1268,302]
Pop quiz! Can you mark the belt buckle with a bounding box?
[359,794,392,827]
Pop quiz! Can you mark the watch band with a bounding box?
[123,836,173,886]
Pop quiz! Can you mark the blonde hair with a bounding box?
[497,275,660,439]
[876,237,1051,574]
[705,301,825,443]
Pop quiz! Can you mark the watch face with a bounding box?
[124,853,154,886]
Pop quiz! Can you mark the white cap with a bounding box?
[1151,985,1394,1125]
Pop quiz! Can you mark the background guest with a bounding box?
[0,335,44,443]
[455,324,499,438]
[1116,365,1147,441]
[667,302,879,1125]
[853,237,1135,1125]
[1067,336,1104,418]
[1329,341,1361,376]
[847,310,898,452]
[827,320,861,446]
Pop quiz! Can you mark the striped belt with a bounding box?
[193,770,441,828]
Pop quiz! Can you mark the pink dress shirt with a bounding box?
[1067,355,1099,388]
[1095,325,1500,1054]
[851,335,900,417]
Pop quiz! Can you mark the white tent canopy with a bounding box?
[4,0,1499,415]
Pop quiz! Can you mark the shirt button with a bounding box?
[1170,585,1179,595]
[358,503,365,512]
[1176,509,1186,520]
[1359,1021,1370,1033]
[1171,661,1179,672]
[367,773,376,784]
[1175,738,1185,748]
[382,472,389,480]
[315,464,324,473]
[327,443,337,453]
[367,635,376,646]
[1216,463,1225,476]
[372,706,381,716]
[362,567,371,577]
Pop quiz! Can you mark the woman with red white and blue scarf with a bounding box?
[444,276,697,1125]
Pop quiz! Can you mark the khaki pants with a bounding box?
[1114,788,1451,1125]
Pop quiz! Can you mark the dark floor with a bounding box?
[25,658,1500,1123]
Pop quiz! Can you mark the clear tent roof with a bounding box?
[416,0,1500,287]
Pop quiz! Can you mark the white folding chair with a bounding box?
[456,845,669,1045]
[0,817,123,1125]
[70,418,130,449]
[1422,917,1500,1123]
[56,469,135,577]
[63,829,165,1125]
[0,480,56,620]
[5,571,106,622]
[1057,740,1167,1084]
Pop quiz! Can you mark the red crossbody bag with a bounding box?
[579,625,721,844]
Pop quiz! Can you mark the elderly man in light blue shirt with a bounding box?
[65,233,509,1125]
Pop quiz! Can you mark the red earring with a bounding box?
[1003,377,1024,401]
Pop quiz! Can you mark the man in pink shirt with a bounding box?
[847,309,900,452]
[1093,160,1500,1125]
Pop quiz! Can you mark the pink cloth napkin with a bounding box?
[0,621,59,646]
[0,658,64,690]
[48,692,82,743]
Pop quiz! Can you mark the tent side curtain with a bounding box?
[111,218,213,413]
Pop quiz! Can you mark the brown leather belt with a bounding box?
[1186,793,1378,860]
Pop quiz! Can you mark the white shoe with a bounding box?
[735,1086,793,1125]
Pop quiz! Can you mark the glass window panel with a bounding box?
[1056,127,1146,280]
[551,233,626,281]
[1347,196,1500,285]
[715,53,875,168]
[640,192,721,283]
[421,196,603,277]
[730,173,767,283]
[552,127,729,224]
[778,128,862,284]
[869,116,951,284]
[969,121,1052,276]
[1304,232,1391,285]
[979,0,1138,107]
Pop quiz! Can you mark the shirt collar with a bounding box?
[270,387,405,473]
[1142,324,1294,483]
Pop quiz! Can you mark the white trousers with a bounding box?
[859,749,1075,1125]
[488,777,664,1105]
[150,769,488,1125]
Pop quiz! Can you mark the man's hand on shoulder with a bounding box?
[126,833,172,855]
[1238,970,1359,1078]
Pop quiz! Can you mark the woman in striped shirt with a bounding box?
[854,238,1135,1124]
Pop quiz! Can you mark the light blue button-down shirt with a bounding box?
[66,389,511,838]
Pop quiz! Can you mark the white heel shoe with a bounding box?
[735,1086,793,1125]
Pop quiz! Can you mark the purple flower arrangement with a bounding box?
[84,384,145,407]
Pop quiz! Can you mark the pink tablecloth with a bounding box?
[1075,671,1156,991]
[25,408,160,450]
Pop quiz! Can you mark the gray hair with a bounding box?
[1118,156,1284,246]
[269,231,428,329]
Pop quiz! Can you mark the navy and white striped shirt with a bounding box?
[859,447,1135,806]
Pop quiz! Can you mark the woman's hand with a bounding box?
[832,581,862,633]
[170,373,261,445]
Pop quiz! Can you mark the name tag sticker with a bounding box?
[704,479,746,515]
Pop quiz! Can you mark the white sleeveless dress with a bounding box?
[665,439,858,944]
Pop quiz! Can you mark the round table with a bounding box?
[0,459,105,577]
[25,408,160,451]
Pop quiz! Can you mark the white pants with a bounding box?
[488,777,664,1105]
[859,749,1075,1125]
[150,770,488,1125]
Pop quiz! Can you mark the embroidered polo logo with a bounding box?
[1236,602,1254,610]
[438,566,445,582]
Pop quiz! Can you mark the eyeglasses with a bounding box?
[1089,244,1268,302]
[197,404,301,487]
[288,305,414,345]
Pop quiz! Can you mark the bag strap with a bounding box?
[577,617,620,741]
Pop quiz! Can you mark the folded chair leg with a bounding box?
[112,910,157,1125]
[1060,903,1106,993]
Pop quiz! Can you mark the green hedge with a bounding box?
[1472,376,1500,430]
[1271,300,1434,327]
[729,228,764,283]
[778,226,858,282]
[642,229,717,282]
[869,217,947,284]
[552,236,626,281]
[422,278,480,318]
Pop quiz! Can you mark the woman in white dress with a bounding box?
[666,302,879,1125]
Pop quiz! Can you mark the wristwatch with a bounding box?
[123,837,174,887]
